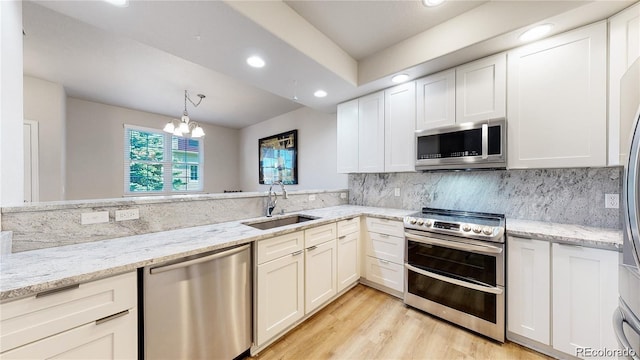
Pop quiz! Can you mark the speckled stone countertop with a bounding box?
[0,205,622,302]
[507,219,622,251]
[0,205,413,301]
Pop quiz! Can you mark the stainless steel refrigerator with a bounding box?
[615,58,640,360]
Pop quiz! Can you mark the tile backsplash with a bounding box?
[349,167,622,229]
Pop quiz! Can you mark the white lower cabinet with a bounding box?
[337,217,361,293]
[552,243,619,358]
[2,307,137,359]
[305,239,337,314]
[507,236,551,345]
[255,232,305,347]
[364,256,404,293]
[337,231,359,293]
[507,237,619,359]
[364,217,405,296]
[0,272,137,360]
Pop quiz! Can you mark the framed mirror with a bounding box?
[259,130,298,185]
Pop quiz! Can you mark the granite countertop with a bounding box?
[0,205,622,302]
[0,205,413,301]
[507,218,623,251]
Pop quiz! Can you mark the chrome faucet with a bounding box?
[266,181,288,217]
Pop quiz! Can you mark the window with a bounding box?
[125,125,203,195]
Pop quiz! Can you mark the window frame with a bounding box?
[123,124,204,196]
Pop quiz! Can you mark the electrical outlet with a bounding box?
[81,211,109,225]
[394,188,401,197]
[340,193,347,199]
[308,194,316,201]
[605,194,619,209]
[115,209,139,221]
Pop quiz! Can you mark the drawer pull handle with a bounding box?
[338,236,347,239]
[36,284,80,298]
[292,250,303,256]
[379,259,390,265]
[379,234,389,238]
[307,246,318,251]
[96,310,129,325]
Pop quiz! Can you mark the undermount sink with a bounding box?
[243,215,319,230]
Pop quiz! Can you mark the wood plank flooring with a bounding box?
[249,284,549,360]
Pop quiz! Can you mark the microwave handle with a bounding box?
[481,124,488,159]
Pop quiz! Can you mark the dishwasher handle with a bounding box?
[150,244,250,275]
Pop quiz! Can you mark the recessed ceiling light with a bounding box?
[246,56,265,68]
[103,0,129,7]
[391,74,410,83]
[519,24,553,42]
[422,0,445,7]
[314,90,328,98]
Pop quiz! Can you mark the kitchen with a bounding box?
[0,0,639,359]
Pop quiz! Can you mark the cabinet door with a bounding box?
[305,239,337,314]
[507,236,550,345]
[358,91,385,173]
[609,2,640,166]
[455,53,506,123]
[1,307,137,360]
[336,99,359,173]
[507,22,607,169]
[416,69,455,130]
[384,82,416,172]
[256,252,305,346]
[337,231,359,293]
[552,243,618,358]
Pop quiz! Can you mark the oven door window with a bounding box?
[407,240,497,286]
[407,269,497,323]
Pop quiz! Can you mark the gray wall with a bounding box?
[66,97,241,200]
[239,106,348,192]
[23,76,66,201]
[349,167,622,229]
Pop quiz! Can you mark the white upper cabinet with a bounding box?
[336,99,359,173]
[609,2,640,166]
[357,91,385,173]
[507,22,607,169]
[455,53,506,123]
[416,69,456,130]
[384,82,416,172]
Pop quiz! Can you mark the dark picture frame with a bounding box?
[258,129,298,185]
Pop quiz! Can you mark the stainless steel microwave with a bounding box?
[415,118,506,171]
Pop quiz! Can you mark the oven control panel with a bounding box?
[404,216,503,241]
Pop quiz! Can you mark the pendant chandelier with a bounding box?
[163,90,206,138]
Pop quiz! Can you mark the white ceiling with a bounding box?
[284,0,488,60]
[22,0,635,129]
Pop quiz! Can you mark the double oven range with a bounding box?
[403,208,506,342]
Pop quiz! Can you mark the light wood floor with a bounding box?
[249,284,550,360]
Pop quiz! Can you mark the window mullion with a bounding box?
[164,134,173,194]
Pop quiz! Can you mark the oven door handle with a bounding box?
[405,264,504,295]
[405,232,503,255]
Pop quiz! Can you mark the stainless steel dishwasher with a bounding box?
[143,244,252,360]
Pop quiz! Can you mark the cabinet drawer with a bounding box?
[365,256,404,293]
[0,271,136,353]
[257,231,304,265]
[2,307,137,359]
[305,223,337,248]
[367,232,404,264]
[365,217,404,237]
[337,217,360,237]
